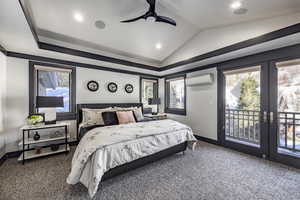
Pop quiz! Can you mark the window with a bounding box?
[140,77,158,108]
[165,75,186,115]
[29,62,76,120]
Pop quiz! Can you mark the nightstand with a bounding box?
[144,113,167,120]
[19,122,70,164]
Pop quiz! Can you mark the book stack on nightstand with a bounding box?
[18,122,70,164]
[144,113,167,120]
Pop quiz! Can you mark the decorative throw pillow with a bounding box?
[113,106,138,111]
[133,107,144,122]
[82,107,113,126]
[102,111,119,126]
[116,111,136,124]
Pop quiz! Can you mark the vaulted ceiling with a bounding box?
[24,0,300,67]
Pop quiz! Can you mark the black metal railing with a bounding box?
[225,109,260,145]
[225,109,300,152]
[278,112,300,152]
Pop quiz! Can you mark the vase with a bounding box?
[50,144,59,151]
[33,132,40,141]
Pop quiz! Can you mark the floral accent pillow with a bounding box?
[116,111,136,124]
[82,107,113,126]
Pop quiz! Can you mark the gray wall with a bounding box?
[76,67,140,104]
[0,52,6,159]
[3,57,29,152]
[159,68,218,140]
[2,57,140,153]
[2,56,218,154]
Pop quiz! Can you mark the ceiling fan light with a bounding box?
[146,16,156,22]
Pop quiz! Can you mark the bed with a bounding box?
[67,103,196,197]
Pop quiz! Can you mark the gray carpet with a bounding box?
[1,141,300,200]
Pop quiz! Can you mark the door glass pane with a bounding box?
[277,59,300,155]
[224,66,261,147]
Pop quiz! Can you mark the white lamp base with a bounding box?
[41,108,57,124]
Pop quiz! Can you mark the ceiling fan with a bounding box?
[121,0,176,26]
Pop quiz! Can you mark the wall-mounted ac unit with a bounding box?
[186,74,214,86]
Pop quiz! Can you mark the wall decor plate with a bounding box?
[87,80,99,92]
[125,84,134,93]
[108,82,118,93]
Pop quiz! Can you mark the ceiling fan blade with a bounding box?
[156,16,176,26]
[121,14,146,23]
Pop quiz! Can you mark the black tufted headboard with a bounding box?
[76,103,143,139]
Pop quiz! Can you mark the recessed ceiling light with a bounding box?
[230,1,242,10]
[156,43,162,50]
[74,12,84,22]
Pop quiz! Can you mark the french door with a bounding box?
[219,59,300,168]
[269,58,300,168]
[219,63,269,158]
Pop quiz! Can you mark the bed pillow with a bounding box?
[102,111,119,126]
[133,107,144,122]
[113,106,138,111]
[116,111,136,124]
[82,107,113,126]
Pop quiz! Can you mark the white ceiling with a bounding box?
[1,0,300,76]
[21,0,300,65]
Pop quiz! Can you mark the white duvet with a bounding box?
[67,119,196,197]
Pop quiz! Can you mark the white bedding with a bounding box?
[67,119,196,197]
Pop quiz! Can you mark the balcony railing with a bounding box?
[278,112,300,153]
[225,109,260,146]
[225,109,300,153]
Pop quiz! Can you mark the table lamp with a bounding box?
[148,98,161,115]
[36,96,64,125]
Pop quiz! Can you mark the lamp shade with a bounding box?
[148,98,161,105]
[36,96,64,108]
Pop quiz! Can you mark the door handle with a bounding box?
[270,112,274,123]
[263,111,268,123]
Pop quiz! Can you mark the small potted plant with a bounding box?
[27,114,44,126]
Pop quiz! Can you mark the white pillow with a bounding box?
[82,107,113,126]
[133,107,144,122]
[113,106,138,111]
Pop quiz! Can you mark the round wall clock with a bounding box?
[125,84,134,93]
[107,82,118,93]
[87,80,99,92]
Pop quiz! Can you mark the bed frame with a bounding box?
[76,103,188,181]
